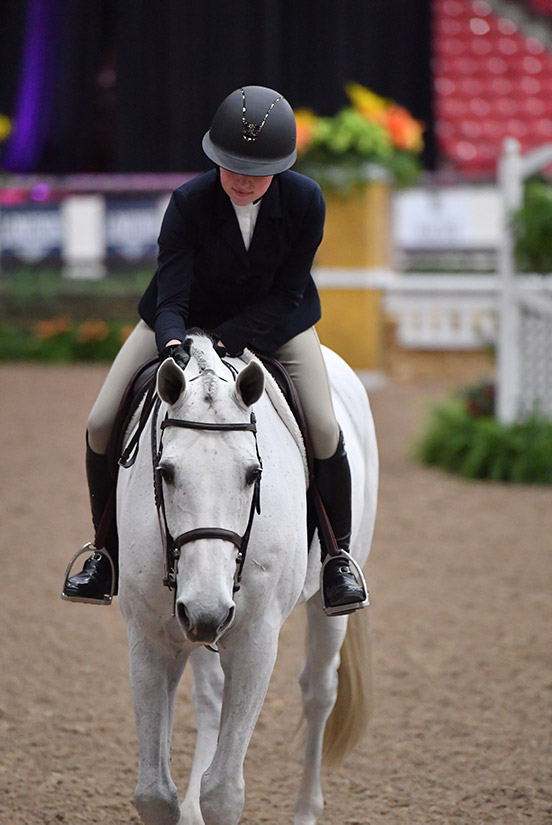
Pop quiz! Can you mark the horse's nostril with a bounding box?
[220,605,235,634]
[177,602,191,630]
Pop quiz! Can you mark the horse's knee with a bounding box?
[299,661,339,712]
[134,782,180,825]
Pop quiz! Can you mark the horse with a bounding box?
[116,332,378,825]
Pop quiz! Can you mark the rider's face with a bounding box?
[219,168,274,206]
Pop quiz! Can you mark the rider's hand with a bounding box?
[159,341,190,369]
[214,340,227,359]
[188,328,227,358]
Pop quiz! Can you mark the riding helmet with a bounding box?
[202,85,297,176]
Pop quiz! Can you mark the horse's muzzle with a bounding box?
[177,600,236,644]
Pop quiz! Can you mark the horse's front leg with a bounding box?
[180,646,224,824]
[198,622,281,825]
[127,623,188,825]
[294,596,348,825]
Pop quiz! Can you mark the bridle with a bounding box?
[151,389,262,613]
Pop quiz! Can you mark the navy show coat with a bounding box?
[138,168,325,355]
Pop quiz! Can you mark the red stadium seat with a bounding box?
[433,0,552,174]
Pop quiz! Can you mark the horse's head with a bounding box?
[156,335,265,645]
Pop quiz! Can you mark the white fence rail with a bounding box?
[383,274,498,350]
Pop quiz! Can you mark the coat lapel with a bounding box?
[214,176,284,275]
[215,183,249,266]
[248,178,283,263]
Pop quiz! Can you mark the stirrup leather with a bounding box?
[320,549,370,617]
[61,542,115,606]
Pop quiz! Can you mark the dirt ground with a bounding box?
[1,363,551,825]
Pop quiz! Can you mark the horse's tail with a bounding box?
[322,606,374,767]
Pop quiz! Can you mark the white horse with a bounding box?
[117,332,378,825]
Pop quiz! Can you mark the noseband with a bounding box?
[151,395,262,610]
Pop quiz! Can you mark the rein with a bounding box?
[151,397,262,613]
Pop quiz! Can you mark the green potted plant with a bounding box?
[295,85,425,371]
[294,83,425,194]
[294,83,424,270]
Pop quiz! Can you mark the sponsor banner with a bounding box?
[0,203,63,264]
[105,197,161,262]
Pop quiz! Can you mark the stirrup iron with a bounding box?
[61,542,115,606]
[320,549,370,617]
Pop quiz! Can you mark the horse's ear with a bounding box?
[157,358,186,405]
[235,362,264,407]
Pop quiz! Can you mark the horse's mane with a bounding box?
[186,333,214,372]
[187,333,224,402]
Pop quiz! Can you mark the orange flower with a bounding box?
[76,319,109,344]
[383,105,425,153]
[294,109,318,154]
[35,316,72,339]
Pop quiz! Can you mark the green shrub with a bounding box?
[416,385,552,484]
[513,178,552,273]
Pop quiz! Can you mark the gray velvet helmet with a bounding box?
[202,85,297,175]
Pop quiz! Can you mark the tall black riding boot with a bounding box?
[62,436,118,605]
[315,431,366,612]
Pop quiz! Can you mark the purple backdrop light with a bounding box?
[3,0,63,173]
[30,182,51,200]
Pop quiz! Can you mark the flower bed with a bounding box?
[0,315,132,362]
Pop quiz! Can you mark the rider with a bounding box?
[62,85,366,613]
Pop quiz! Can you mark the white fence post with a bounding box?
[61,195,106,279]
[496,138,523,425]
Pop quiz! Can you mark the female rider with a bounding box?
[62,85,366,613]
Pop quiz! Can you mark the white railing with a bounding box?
[383,274,498,350]
[315,268,500,351]
[316,267,552,388]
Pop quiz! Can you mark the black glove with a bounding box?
[158,342,190,369]
[188,327,227,359]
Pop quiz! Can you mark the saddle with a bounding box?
[97,350,341,562]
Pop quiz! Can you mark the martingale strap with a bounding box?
[152,401,262,611]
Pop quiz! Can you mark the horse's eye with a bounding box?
[157,463,175,484]
[246,466,262,486]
